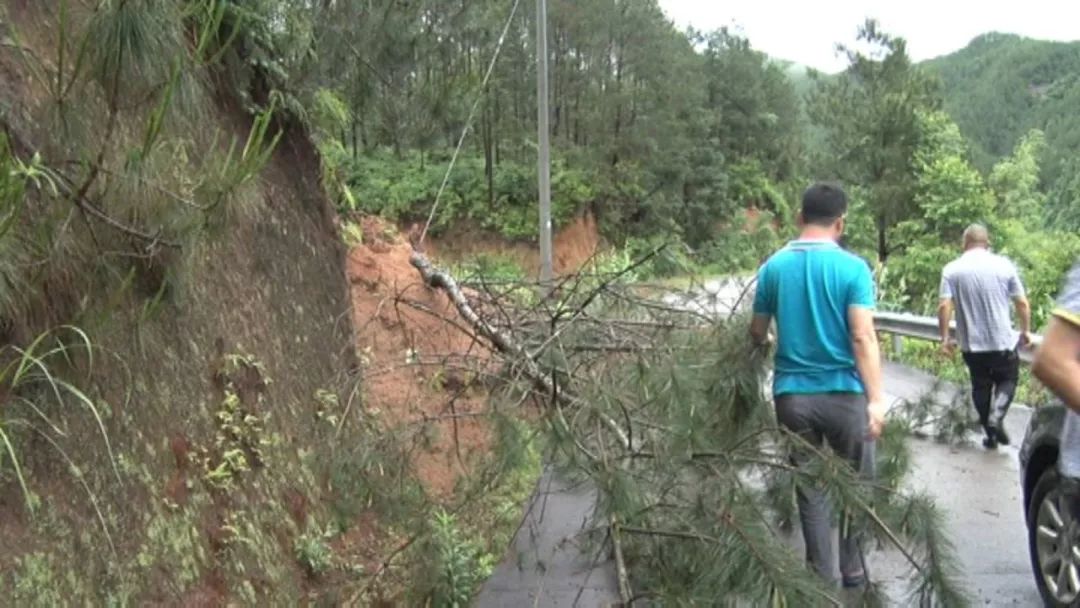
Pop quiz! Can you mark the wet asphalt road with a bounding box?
[871,362,1042,606]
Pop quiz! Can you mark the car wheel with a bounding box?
[1029,467,1080,607]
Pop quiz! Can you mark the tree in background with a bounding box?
[1048,157,1080,231]
[877,112,1080,328]
[989,129,1046,225]
[244,0,803,267]
[924,34,1080,195]
[988,132,1080,326]
[808,20,939,263]
[882,111,993,312]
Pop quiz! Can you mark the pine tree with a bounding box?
[415,253,973,606]
[519,273,969,606]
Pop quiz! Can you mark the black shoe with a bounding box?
[841,573,866,588]
[995,425,1010,446]
[983,427,998,450]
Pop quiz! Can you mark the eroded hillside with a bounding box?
[0,3,537,604]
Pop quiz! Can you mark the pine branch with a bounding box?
[610,515,634,605]
[52,169,181,249]
[409,250,632,450]
[401,246,970,605]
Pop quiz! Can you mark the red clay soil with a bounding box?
[553,212,602,274]
[426,212,602,277]
[346,216,494,498]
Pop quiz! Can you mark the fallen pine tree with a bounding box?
[409,248,971,607]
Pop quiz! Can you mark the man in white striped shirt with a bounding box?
[938,224,1032,449]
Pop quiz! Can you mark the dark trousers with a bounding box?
[775,393,875,583]
[961,348,1020,430]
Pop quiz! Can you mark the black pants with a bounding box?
[961,348,1020,430]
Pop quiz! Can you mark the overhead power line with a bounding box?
[418,0,524,247]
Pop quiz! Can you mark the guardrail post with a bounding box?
[891,333,903,357]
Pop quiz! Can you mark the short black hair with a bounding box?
[801,182,848,226]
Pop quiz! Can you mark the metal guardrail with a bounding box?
[873,311,1041,365]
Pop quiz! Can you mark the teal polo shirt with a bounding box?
[752,239,875,395]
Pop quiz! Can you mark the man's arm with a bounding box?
[938,298,954,355]
[1014,295,1032,346]
[1035,261,1080,411]
[847,264,885,439]
[849,307,883,404]
[1033,317,1080,412]
[1007,262,1032,345]
[849,306,885,439]
[749,314,772,346]
[937,267,955,355]
[750,265,773,346]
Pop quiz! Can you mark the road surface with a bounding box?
[474,470,619,607]
[870,362,1041,606]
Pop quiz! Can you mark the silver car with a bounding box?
[1020,402,1080,607]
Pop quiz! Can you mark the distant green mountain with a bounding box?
[768,58,824,149]
[921,32,1080,187]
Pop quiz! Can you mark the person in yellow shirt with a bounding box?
[1033,262,1080,482]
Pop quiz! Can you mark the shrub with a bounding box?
[426,509,495,608]
[452,253,526,283]
[294,524,334,578]
[342,151,584,240]
[699,217,782,275]
[624,235,695,279]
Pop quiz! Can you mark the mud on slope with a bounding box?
[0,5,535,604]
[0,6,356,604]
[426,211,602,276]
[0,142,359,605]
[347,216,494,498]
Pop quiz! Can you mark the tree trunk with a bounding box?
[573,88,581,145]
[408,250,630,449]
[494,90,501,166]
[877,214,888,263]
[483,88,495,207]
[611,41,624,167]
[350,117,359,160]
[552,29,562,139]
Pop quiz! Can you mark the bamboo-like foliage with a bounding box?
[0,325,117,553]
[0,1,286,565]
[0,0,281,289]
[0,133,34,320]
[84,0,193,108]
[890,381,976,445]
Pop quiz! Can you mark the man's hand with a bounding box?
[940,338,956,358]
[1019,331,1034,349]
[866,400,887,440]
[749,314,772,348]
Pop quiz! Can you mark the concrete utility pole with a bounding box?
[536,0,553,287]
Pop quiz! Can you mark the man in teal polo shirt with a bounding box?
[750,182,885,588]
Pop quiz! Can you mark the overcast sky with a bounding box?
[658,0,1080,73]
